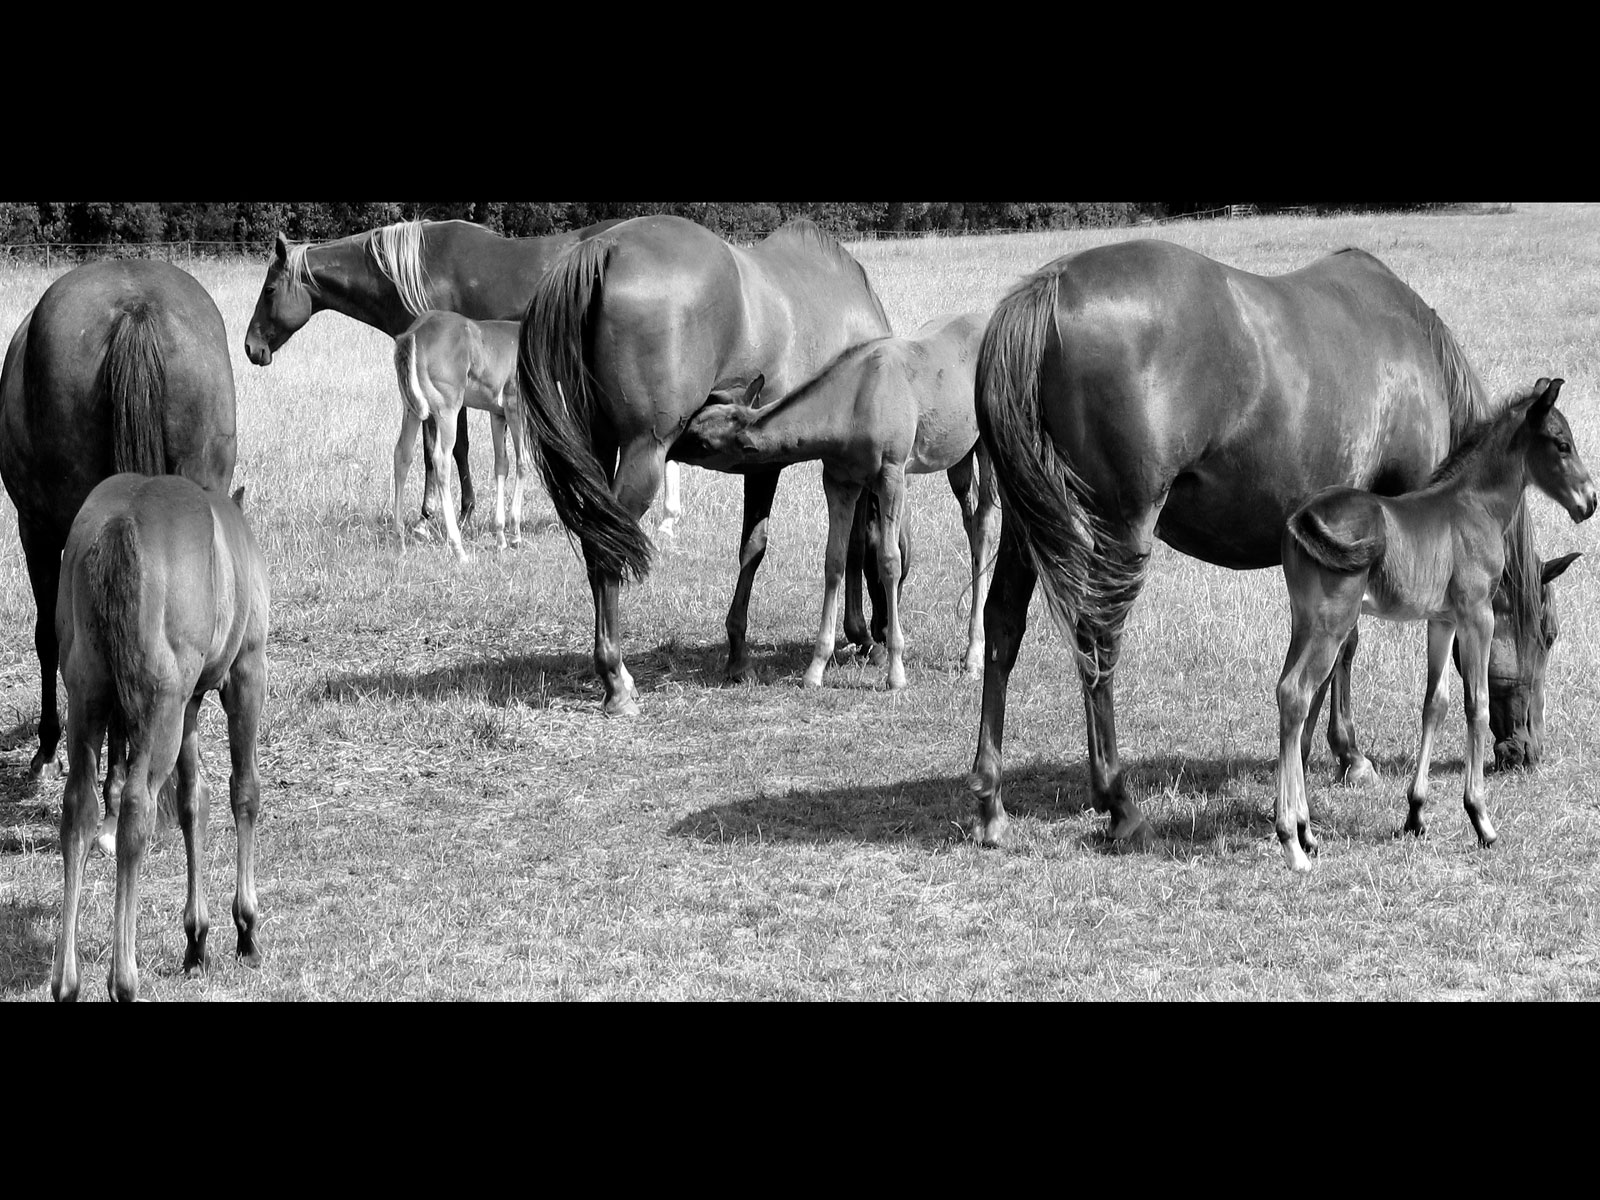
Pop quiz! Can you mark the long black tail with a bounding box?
[974,266,1140,678]
[101,302,167,475]
[516,237,653,581]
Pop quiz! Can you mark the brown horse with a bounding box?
[518,215,901,715]
[393,312,526,561]
[243,217,627,530]
[969,239,1569,848]
[0,258,236,784]
[51,473,270,1002]
[1275,379,1595,871]
[677,311,998,690]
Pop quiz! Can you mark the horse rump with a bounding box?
[1286,487,1387,573]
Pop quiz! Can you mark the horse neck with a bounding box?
[1445,429,1533,533]
[305,237,416,337]
[739,364,861,463]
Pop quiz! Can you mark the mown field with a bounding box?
[3,203,1599,1000]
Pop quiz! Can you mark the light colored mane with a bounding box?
[284,242,318,293]
[368,220,432,317]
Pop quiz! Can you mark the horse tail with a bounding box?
[84,515,151,732]
[393,328,430,421]
[516,236,653,582]
[1286,490,1387,574]
[974,267,1137,679]
[101,301,168,476]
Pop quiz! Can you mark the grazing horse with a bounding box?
[241,217,679,533]
[518,215,902,716]
[51,474,269,1002]
[393,312,526,561]
[968,239,1567,848]
[677,311,998,690]
[0,258,236,783]
[1275,378,1595,871]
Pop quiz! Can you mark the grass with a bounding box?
[3,204,1600,999]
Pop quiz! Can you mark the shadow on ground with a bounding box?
[0,898,55,995]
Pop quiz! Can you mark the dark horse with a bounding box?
[243,217,621,527]
[969,238,1573,848]
[1,258,237,783]
[52,474,270,1001]
[518,215,899,715]
[1276,378,1594,871]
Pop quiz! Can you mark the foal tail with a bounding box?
[1286,489,1387,574]
[393,329,430,421]
[974,267,1135,678]
[101,302,168,476]
[84,516,153,734]
[517,237,653,582]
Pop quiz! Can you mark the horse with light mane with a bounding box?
[677,311,997,690]
[1274,377,1595,871]
[51,473,270,1002]
[393,311,525,561]
[241,217,698,538]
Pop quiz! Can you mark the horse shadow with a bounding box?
[0,897,56,995]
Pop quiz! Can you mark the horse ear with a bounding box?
[741,374,764,407]
[231,485,246,510]
[1541,551,1581,584]
[1530,377,1564,419]
[273,232,289,262]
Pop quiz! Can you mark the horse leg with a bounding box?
[658,461,683,540]
[419,415,443,529]
[590,437,666,716]
[220,647,266,965]
[725,466,782,684]
[110,695,184,1003]
[490,412,509,551]
[950,445,1000,678]
[803,474,864,688]
[842,493,910,659]
[21,526,64,778]
[873,465,910,690]
[1275,615,1350,873]
[431,402,470,563]
[1457,608,1498,848]
[507,400,525,548]
[175,696,211,975]
[452,407,475,525]
[1325,624,1378,785]
[51,689,107,1002]
[966,530,1038,847]
[98,709,127,857]
[1404,620,1457,838]
[393,409,423,553]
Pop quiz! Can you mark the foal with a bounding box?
[52,474,270,1002]
[393,311,526,561]
[676,311,998,690]
[1274,378,1595,872]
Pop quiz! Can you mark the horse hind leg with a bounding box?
[950,445,999,678]
[803,474,864,688]
[175,696,212,975]
[1325,624,1378,785]
[871,465,910,690]
[1274,592,1356,872]
[430,403,471,563]
[98,709,128,857]
[51,688,109,1002]
[1455,609,1498,848]
[490,412,510,550]
[393,409,424,554]
[725,466,782,684]
[966,529,1038,847]
[593,436,668,715]
[221,646,266,965]
[21,525,65,778]
[658,461,683,540]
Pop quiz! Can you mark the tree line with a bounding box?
[0,201,1452,255]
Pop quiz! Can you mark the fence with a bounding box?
[0,240,275,268]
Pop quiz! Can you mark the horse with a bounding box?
[1274,378,1595,872]
[968,238,1572,849]
[393,311,526,561]
[240,217,694,538]
[0,258,237,786]
[517,215,906,716]
[676,311,998,690]
[50,473,269,1002]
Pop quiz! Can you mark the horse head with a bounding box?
[673,375,765,468]
[1488,550,1581,770]
[1522,378,1599,523]
[244,233,314,366]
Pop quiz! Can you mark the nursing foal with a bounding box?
[1275,378,1596,872]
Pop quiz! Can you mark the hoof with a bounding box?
[409,520,436,543]
[183,946,209,976]
[237,946,263,970]
[1106,811,1155,851]
[801,666,825,689]
[27,752,64,781]
[1338,756,1378,787]
[602,694,641,718]
[866,643,888,668]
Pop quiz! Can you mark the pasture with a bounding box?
[3,203,1599,1000]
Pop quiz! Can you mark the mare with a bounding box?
[51,474,269,1001]
[676,311,998,690]
[393,311,526,561]
[0,258,236,785]
[969,239,1571,848]
[518,215,903,716]
[240,217,688,537]
[1275,378,1595,871]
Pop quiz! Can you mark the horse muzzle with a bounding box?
[243,335,272,367]
[1492,734,1537,772]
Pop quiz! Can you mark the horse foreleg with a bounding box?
[725,467,782,684]
[1457,608,1498,848]
[21,526,64,778]
[489,412,510,551]
[175,697,211,976]
[220,646,266,966]
[966,530,1037,847]
[804,475,864,688]
[1405,619,1457,838]
[658,461,683,540]
[51,690,106,1002]
[393,409,423,554]
[873,466,910,690]
[1325,624,1377,784]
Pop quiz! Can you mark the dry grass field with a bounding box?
[3,203,1599,1000]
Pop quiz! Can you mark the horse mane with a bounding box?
[284,241,319,293]
[761,218,892,333]
[1423,381,1541,487]
[367,220,433,318]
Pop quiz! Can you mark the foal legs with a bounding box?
[658,461,683,539]
[393,409,424,553]
[870,465,910,690]
[1455,610,1498,847]
[51,688,108,1002]
[430,402,471,563]
[804,474,866,688]
[221,646,266,965]
[175,695,212,974]
[489,413,511,550]
[948,445,1000,677]
[1404,620,1457,838]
